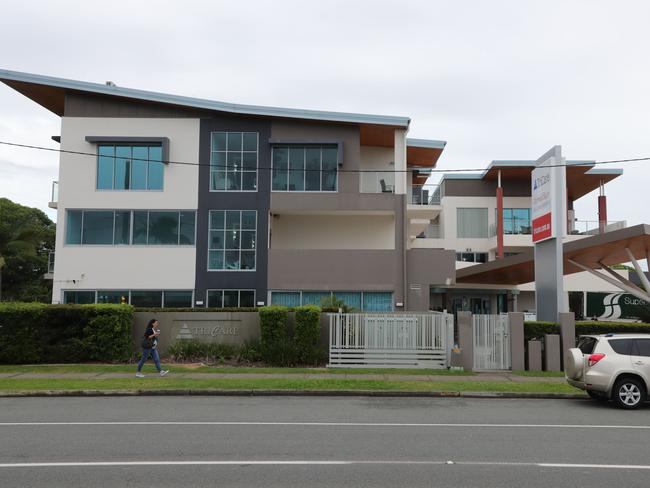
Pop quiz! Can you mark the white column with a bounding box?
[394,129,407,195]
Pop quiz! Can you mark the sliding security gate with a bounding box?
[328,313,454,369]
[472,314,511,370]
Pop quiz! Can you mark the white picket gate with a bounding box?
[472,314,511,371]
[328,313,454,368]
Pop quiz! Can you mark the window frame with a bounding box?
[271,144,339,193]
[206,289,256,308]
[61,289,194,307]
[95,143,165,192]
[207,210,257,272]
[209,131,259,193]
[269,290,393,311]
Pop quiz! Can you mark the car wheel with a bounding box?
[612,378,646,409]
[586,390,608,401]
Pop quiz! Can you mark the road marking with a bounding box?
[0,421,649,429]
[0,460,649,470]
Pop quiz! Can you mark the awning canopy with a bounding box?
[456,224,650,285]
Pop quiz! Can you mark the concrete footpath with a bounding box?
[0,371,585,400]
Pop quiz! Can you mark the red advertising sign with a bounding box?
[532,212,552,242]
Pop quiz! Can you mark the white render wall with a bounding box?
[52,117,200,302]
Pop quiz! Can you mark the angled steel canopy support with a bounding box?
[567,258,650,303]
[624,247,650,293]
[597,261,647,295]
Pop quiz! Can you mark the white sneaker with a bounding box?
[135,372,145,378]
[159,370,169,377]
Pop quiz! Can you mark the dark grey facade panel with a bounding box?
[443,179,531,197]
[64,92,213,118]
[195,116,272,306]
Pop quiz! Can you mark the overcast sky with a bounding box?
[1,0,649,227]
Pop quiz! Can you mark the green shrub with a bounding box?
[576,321,650,336]
[524,321,559,341]
[167,340,244,363]
[258,306,293,365]
[0,303,134,364]
[294,305,322,365]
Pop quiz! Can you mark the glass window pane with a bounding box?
[226,211,241,230]
[131,146,148,190]
[209,230,225,250]
[163,291,193,308]
[242,151,257,170]
[302,292,330,305]
[333,292,362,311]
[240,251,255,270]
[132,211,148,245]
[457,208,488,238]
[503,208,513,219]
[322,170,337,191]
[223,290,239,307]
[179,212,196,245]
[211,133,227,151]
[207,290,224,308]
[208,250,224,270]
[305,147,321,191]
[66,210,82,245]
[114,146,131,190]
[227,170,241,190]
[239,290,255,307]
[272,147,288,191]
[225,230,240,250]
[147,146,163,190]
[211,171,226,191]
[227,132,242,151]
[242,211,256,230]
[242,132,258,151]
[322,146,338,168]
[363,292,393,312]
[148,211,179,245]
[82,211,114,245]
[271,291,301,307]
[476,253,488,263]
[211,151,226,169]
[242,171,257,191]
[210,211,225,230]
[635,339,650,357]
[289,147,305,191]
[225,251,240,269]
[227,151,242,169]
[63,291,95,304]
[114,211,131,245]
[240,230,256,250]
[130,291,162,308]
[97,290,129,304]
[97,146,115,189]
[513,208,530,220]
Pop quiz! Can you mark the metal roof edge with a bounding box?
[0,68,411,127]
[406,138,447,149]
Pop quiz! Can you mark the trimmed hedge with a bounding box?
[258,306,294,366]
[524,320,650,342]
[166,340,261,364]
[294,305,323,365]
[0,303,134,364]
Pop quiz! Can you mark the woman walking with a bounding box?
[136,319,169,377]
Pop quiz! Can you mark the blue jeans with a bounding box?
[137,348,161,372]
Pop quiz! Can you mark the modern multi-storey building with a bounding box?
[0,70,455,312]
[413,160,625,317]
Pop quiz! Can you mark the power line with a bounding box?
[0,140,648,173]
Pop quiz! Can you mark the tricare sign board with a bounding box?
[531,164,554,242]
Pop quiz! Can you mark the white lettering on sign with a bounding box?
[192,326,239,337]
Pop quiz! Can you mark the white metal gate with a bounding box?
[472,314,511,370]
[328,313,454,368]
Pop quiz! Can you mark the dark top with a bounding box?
[144,327,158,349]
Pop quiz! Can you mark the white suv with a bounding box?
[565,334,650,409]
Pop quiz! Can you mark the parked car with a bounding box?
[565,334,650,409]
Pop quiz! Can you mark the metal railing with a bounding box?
[488,222,532,237]
[410,184,441,205]
[359,171,395,193]
[416,224,442,239]
[572,220,627,235]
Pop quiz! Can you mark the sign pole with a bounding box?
[532,146,567,322]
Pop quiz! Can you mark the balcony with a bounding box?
[360,171,395,194]
[43,251,54,279]
[410,184,441,206]
[48,181,58,209]
[571,220,627,236]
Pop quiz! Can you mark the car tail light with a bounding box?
[588,353,606,367]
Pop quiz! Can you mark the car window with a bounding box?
[632,339,650,357]
[608,339,634,355]
[577,337,597,354]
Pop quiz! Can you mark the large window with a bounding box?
[457,208,488,238]
[272,145,338,192]
[210,132,258,191]
[502,208,531,234]
[97,144,163,190]
[207,289,256,308]
[208,210,256,270]
[66,210,195,246]
[270,291,392,311]
[455,252,488,263]
[64,290,193,307]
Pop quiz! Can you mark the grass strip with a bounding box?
[0,365,473,376]
[0,377,581,394]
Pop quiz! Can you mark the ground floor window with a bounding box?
[62,290,193,307]
[206,289,255,308]
[270,291,393,311]
[455,252,488,263]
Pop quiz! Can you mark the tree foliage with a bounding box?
[0,198,56,302]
